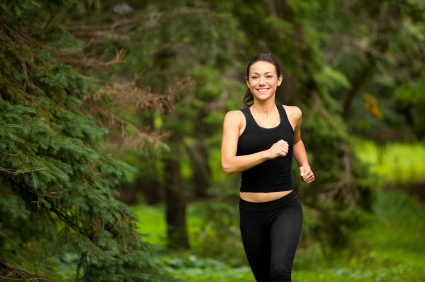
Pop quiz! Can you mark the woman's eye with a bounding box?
[267,75,273,78]
[251,76,258,79]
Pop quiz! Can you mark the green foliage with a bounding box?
[394,73,425,140]
[0,1,183,281]
[324,0,425,141]
[0,0,102,21]
[189,200,246,264]
[163,254,254,282]
[0,0,40,19]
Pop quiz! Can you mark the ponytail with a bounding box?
[243,88,254,107]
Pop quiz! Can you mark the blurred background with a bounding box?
[1,0,425,281]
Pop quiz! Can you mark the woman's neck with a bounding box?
[251,99,276,119]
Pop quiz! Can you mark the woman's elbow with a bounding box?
[222,165,232,175]
[221,161,234,175]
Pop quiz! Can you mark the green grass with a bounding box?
[352,138,425,183]
[131,203,167,246]
[131,200,205,248]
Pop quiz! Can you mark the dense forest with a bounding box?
[1,0,424,281]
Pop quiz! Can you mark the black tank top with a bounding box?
[236,103,294,192]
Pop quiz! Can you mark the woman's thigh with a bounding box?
[269,201,303,280]
[239,208,271,282]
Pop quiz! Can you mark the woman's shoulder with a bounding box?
[224,109,245,118]
[223,109,245,126]
[281,105,302,117]
[280,105,302,127]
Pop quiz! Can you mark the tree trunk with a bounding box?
[164,157,190,249]
[136,177,163,205]
[187,141,211,199]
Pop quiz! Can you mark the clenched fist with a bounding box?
[268,139,289,159]
[300,166,315,184]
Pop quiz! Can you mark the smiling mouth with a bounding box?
[257,88,269,93]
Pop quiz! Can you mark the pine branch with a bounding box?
[0,261,52,281]
[0,151,18,156]
[76,251,87,281]
[0,20,39,50]
[0,167,46,175]
[67,16,150,38]
[78,76,195,153]
[50,206,89,237]
[47,48,127,71]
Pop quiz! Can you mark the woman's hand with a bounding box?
[268,139,289,159]
[299,166,315,184]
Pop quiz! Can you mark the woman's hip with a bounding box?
[239,190,301,212]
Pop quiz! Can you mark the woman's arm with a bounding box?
[291,107,315,184]
[221,111,288,175]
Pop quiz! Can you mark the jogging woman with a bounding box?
[221,53,315,282]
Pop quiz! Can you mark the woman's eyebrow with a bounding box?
[251,72,273,75]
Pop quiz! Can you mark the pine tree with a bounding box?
[0,1,184,281]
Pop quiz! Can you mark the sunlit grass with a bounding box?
[352,137,425,183]
[132,202,167,246]
[131,200,205,248]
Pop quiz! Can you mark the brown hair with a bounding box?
[243,53,281,107]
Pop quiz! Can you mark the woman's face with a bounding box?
[246,61,282,102]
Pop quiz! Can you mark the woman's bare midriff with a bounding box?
[240,190,293,203]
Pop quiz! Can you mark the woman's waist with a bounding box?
[239,190,293,203]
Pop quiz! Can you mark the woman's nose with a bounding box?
[259,77,265,85]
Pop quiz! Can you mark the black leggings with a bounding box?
[239,190,303,282]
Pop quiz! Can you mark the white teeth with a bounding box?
[258,89,268,93]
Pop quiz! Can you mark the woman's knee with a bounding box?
[270,261,292,282]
